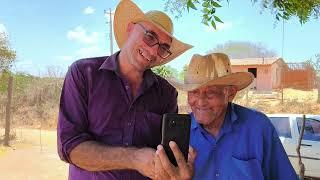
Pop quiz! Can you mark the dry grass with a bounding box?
[177,88,320,114]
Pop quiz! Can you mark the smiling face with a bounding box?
[187,85,238,129]
[121,21,172,73]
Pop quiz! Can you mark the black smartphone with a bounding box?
[161,113,191,166]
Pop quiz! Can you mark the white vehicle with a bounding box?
[267,114,320,178]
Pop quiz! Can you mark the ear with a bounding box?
[126,22,135,34]
[225,86,238,102]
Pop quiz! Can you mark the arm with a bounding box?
[57,62,155,178]
[70,141,155,178]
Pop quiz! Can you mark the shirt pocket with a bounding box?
[229,156,263,180]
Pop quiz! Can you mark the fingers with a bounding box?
[169,141,188,169]
[188,146,197,165]
[156,144,176,177]
[154,154,169,180]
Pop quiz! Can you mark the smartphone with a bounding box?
[161,113,191,166]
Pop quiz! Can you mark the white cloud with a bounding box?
[205,21,233,32]
[0,23,7,34]
[67,26,100,45]
[75,46,105,58]
[84,6,95,15]
[58,55,73,61]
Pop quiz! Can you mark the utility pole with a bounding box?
[281,18,285,58]
[104,8,114,55]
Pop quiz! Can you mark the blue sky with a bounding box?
[1,0,319,76]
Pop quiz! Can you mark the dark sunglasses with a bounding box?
[135,23,172,59]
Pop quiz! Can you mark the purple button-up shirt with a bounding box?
[57,51,178,180]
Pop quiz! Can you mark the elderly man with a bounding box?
[155,53,297,180]
[57,0,192,179]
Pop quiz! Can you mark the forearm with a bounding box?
[69,141,138,171]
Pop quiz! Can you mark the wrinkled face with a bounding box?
[188,85,237,126]
[123,21,172,72]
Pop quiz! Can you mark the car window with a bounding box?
[269,117,292,138]
[297,118,320,142]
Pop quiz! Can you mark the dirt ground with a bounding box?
[0,128,68,180]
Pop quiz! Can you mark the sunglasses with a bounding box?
[135,23,172,59]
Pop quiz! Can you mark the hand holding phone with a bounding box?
[161,113,191,166]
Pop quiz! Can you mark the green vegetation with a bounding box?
[164,0,320,29]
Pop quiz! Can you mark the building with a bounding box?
[230,57,287,92]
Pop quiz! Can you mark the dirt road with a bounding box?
[0,128,68,180]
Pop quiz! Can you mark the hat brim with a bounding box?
[113,0,192,66]
[167,72,254,91]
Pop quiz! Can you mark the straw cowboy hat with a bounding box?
[113,0,193,66]
[167,53,254,91]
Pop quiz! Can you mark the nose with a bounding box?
[197,93,208,106]
[147,43,159,57]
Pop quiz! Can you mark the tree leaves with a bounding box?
[0,33,16,72]
[164,0,320,28]
[209,41,277,59]
[187,0,197,12]
[184,0,223,29]
[152,65,178,78]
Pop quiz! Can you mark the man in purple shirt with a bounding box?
[57,0,192,179]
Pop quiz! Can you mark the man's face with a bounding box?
[187,85,237,126]
[124,21,172,72]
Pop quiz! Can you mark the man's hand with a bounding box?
[154,141,196,180]
[132,147,156,179]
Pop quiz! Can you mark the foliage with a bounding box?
[0,33,16,72]
[163,0,320,29]
[306,54,320,80]
[0,72,35,93]
[178,64,188,80]
[209,41,277,58]
[311,54,320,76]
[152,65,178,78]
[306,54,320,103]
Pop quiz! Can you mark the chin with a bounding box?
[195,114,214,125]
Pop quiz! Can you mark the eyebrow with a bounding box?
[148,30,171,47]
[142,24,171,46]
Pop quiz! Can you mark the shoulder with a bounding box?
[233,103,274,131]
[153,73,177,94]
[70,56,108,73]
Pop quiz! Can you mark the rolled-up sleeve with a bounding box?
[57,61,94,163]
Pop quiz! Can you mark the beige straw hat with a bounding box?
[113,0,193,66]
[167,53,254,91]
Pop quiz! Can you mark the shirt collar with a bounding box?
[190,103,239,132]
[99,51,120,74]
[99,51,159,88]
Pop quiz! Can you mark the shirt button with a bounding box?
[124,142,129,146]
[127,122,131,126]
[125,85,129,90]
[216,173,219,177]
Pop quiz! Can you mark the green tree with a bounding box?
[209,41,277,58]
[178,64,188,80]
[164,0,320,29]
[307,54,320,103]
[152,65,178,78]
[0,33,16,72]
[0,32,16,146]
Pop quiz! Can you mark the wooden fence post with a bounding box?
[4,75,13,146]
